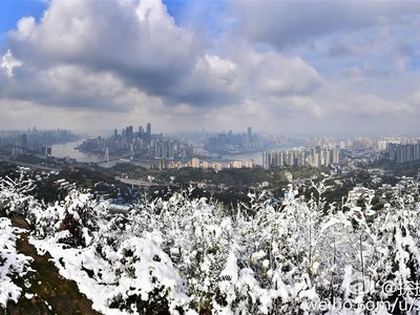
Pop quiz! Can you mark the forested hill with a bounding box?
[1,163,420,314]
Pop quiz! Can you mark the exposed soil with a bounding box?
[1,215,102,315]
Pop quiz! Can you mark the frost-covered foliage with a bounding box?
[0,218,33,308]
[28,191,191,315]
[0,168,37,215]
[2,167,420,314]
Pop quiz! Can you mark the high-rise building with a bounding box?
[388,143,420,163]
[146,123,151,139]
[263,151,271,169]
[332,147,340,164]
[262,146,341,169]
[126,126,133,143]
[191,157,200,168]
[16,134,27,148]
[41,146,52,157]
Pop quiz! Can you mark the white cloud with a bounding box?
[0,0,419,134]
[1,50,22,77]
[1,0,324,113]
[196,54,237,85]
[16,16,36,38]
[233,1,420,49]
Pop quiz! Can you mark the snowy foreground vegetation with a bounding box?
[1,167,420,314]
[0,217,33,307]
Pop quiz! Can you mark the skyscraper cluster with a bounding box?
[206,127,267,154]
[80,123,193,161]
[262,146,340,169]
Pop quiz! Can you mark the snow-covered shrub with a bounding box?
[0,218,33,308]
[107,235,190,314]
[0,169,37,215]
[5,166,420,314]
[127,191,233,313]
[26,189,107,247]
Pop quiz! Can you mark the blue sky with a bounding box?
[1,0,420,135]
[0,0,228,50]
[0,0,46,47]
[0,0,202,46]
[163,0,186,21]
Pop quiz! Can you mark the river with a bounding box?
[51,139,104,163]
[52,140,291,167]
[51,140,147,168]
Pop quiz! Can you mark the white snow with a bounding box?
[1,167,420,314]
[0,218,33,307]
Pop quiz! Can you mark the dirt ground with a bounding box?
[1,215,101,315]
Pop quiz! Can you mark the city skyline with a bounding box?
[1,1,420,135]
[3,3,420,313]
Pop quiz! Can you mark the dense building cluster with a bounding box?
[189,157,255,170]
[154,157,256,170]
[79,123,193,162]
[262,146,340,169]
[386,142,420,163]
[0,128,77,157]
[205,127,268,154]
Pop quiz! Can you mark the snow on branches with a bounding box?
[2,167,420,314]
[0,218,33,308]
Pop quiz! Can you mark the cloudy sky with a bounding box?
[1,0,420,136]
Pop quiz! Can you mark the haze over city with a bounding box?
[5,1,420,315]
[1,0,420,136]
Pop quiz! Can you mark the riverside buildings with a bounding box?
[79,123,194,161]
[262,146,341,169]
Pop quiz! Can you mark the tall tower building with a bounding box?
[262,152,271,169]
[126,126,134,143]
[146,123,151,139]
[17,134,27,148]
